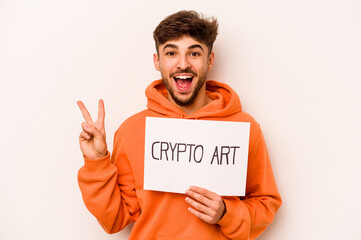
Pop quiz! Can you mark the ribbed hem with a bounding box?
[83,151,112,173]
[218,198,250,230]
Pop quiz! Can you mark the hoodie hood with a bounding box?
[145,79,242,119]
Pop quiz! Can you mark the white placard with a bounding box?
[144,117,250,196]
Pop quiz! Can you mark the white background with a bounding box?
[0,0,360,239]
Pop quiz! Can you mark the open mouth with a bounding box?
[173,75,194,91]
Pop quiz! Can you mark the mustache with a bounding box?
[170,68,197,78]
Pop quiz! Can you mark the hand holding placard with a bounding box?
[185,186,226,224]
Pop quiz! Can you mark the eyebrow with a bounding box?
[188,44,204,52]
[163,44,178,51]
[163,44,204,52]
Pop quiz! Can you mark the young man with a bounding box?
[77,11,282,239]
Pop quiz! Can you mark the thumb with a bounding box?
[81,122,104,140]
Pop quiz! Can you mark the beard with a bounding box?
[162,68,207,107]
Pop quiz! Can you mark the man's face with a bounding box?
[153,36,214,107]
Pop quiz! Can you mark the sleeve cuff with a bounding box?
[218,198,251,228]
[83,151,113,173]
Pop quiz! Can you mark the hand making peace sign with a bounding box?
[77,99,108,160]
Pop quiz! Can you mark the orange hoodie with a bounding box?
[78,80,282,240]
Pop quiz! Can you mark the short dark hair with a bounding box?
[153,10,218,54]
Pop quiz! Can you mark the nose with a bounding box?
[176,55,190,69]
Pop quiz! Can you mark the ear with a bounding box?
[153,53,160,71]
[207,52,215,70]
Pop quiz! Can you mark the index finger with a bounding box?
[188,186,219,200]
[77,100,93,123]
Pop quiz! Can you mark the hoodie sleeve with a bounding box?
[217,125,282,240]
[77,129,141,234]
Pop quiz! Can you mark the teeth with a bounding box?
[175,75,192,79]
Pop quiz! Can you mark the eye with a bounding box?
[191,52,201,57]
[166,52,175,56]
